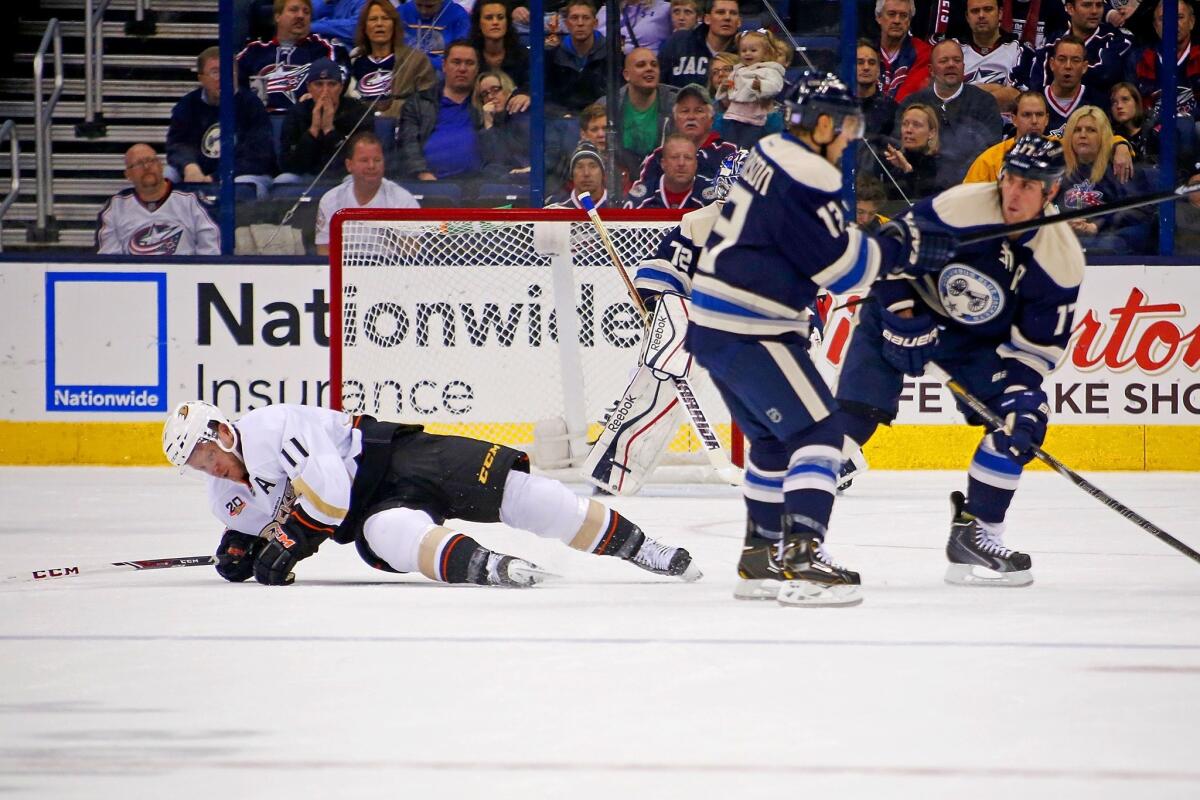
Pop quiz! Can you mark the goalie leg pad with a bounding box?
[640,290,693,379]
[583,365,682,495]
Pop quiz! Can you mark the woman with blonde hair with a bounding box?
[875,103,953,201]
[473,70,531,174]
[1060,105,1153,253]
[347,0,436,118]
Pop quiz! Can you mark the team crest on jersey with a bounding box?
[260,63,310,103]
[628,182,647,199]
[225,497,246,517]
[130,223,185,256]
[357,69,393,97]
[1063,179,1104,209]
[701,185,717,200]
[201,123,221,160]
[938,264,1004,324]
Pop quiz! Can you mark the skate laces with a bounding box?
[813,542,847,570]
[633,537,676,571]
[972,524,1014,558]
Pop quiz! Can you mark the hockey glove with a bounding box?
[214,529,264,583]
[880,309,940,377]
[879,217,957,277]
[991,387,1049,466]
[253,518,329,586]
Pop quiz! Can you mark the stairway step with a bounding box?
[6,201,106,223]
[14,52,197,71]
[37,0,218,13]
[19,151,131,170]
[0,100,175,120]
[19,20,219,40]
[0,77,193,98]
[2,226,98,251]
[10,123,167,143]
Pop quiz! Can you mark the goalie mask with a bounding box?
[162,401,239,470]
[713,149,749,205]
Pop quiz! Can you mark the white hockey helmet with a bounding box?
[162,401,237,468]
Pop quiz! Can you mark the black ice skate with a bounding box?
[776,529,862,607]
[629,535,703,582]
[944,492,1033,587]
[734,525,785,600]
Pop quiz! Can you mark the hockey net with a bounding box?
[329,208,741,482]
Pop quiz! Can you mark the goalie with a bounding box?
[163,401,701,587]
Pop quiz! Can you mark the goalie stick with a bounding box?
[578,195,738,481]
[4,556,216,584]
[935,370,1200,565]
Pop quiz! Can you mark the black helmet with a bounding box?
[1002,134,1065,185]
[783,71,862,137]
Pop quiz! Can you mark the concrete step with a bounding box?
[14,52,196,71]
[6,201,105,223]
[38,0,218,13]
[0,100,176,121]
[10,123,167,143]
[2,225,96,251]
[0,77,193,98]
[19,151,129,171]
[19,20,219,40]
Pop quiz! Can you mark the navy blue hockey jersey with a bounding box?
[236,35,349,112]
[633,202,721,301]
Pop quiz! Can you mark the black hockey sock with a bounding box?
[437,534,490,584]
[592,511,646,560]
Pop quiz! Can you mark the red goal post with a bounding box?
[329,207,744,478]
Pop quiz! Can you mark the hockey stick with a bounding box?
[578,195,738,479]
[3,556,216,584]
[958,182,1200,246]
[937,373,1200,564]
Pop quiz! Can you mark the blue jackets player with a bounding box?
[834,134,1084,587]
[685,72,955,607]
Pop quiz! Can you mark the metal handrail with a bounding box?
[0,120,20,253]
[134,0,153,23]
[81,0,112,129]
[33,18,63,238]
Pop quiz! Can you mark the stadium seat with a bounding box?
[267,182,333,201]
[399,182,462,204]
[373,116,398,154]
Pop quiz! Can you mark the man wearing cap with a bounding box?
[657,0,740,88]
[546,142,614,208]
[279,57,370,177]
[237,0,350,113]
[627,82,737,202]
[625,133,711,209]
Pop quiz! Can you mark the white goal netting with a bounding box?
[331,210,736,476]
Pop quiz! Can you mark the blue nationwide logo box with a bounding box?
[45,271,168,413]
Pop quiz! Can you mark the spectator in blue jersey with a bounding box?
[1037,36,1110,137]
[470,0,531,100]
[396,40,499,181]
[628,83,737,196]
[546,142,614,207]
[657,0,740,88]
[311,0,369,44]
[398,0,471,73]
[346,0,436,118]
[545,0,614,116]
[237,0,350,113]
[625,133,713,208]
[278,57,371,178]
[1012,0,1135,96]
[166,46,276,198]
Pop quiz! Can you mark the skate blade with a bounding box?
[507,565,561,587]
[732,578,780,600]
[777,580,863,607]
[944,563,1033,587]
[677,561,704,582]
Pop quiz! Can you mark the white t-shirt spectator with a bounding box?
[314,176,420,247]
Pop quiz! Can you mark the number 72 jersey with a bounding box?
[690,133,891,339]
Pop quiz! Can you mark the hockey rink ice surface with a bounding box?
[1,467,1198,799]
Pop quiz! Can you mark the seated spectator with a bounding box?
[1038,36,1109,136]
[311,0,369,44]
[626,133,712,208]
[858,39,898,139]
[1134,0,1200,128]
[959,0,1030,113]
[474,70,532,173]
[237,0,349,113]
[1013,0,1134,97]
[96,144,220,256]
[598,48,678,169]
[546,0,613,116]
[547,103,633,194]
[854,175,889,232]
[964,89,1049,180]
[873,104,955,201]
[715,29,788,149]
[898,39,1004,179]
[279,58,371,178]
[399,0,472,73]
[597,0,673,55]
[546,142,614,207]
[347,0,437,118]
[471,1,532,96]
[315,131,419,254]
[1060,105,1153,253]
[658,0,740,88]
[631,83,738,193]
[669,0,700,31]
[876,0,932,101]
[1110,81,1156,163]
[166,46,276,198]
[397,40,499,181]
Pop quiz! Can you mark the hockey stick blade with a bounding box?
[939,376,1200,565]
[4,555,216,584]
[958,183,1200,247]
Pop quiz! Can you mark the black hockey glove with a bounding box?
[879,217,957,277]
[214,529,264,583]
[253,518,329,586]
[880,308,941,377]
[990,388,1049,466]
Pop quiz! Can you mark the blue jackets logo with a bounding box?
[937,265,1005,325]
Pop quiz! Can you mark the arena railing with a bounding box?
[0,120,21,254]
[32,18,63,244]
[77,0,112,139]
